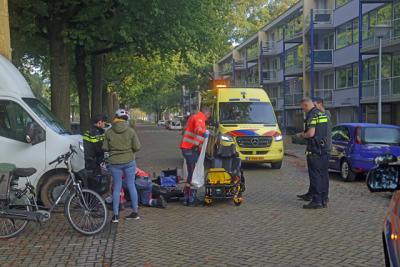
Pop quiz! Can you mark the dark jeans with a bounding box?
[181,148,200,183]
[307,154,329,204]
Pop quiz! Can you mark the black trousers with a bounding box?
[307,154,329,204]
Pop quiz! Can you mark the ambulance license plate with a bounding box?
[247,156,264,161]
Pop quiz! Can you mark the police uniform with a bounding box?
[304,107,329,206]
[83,125,105,175]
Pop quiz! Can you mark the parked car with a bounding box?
[367,154,400,267]
[165,120,172,129]
[157,120,166,127]
[168,120,182,130]
[329,123,400,182]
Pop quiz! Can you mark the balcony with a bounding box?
[262,69,282,84]
[220,64,233,75]
[306,49,333,70]
[285,62,303,77]
[247,47,259,62]
[234,59,246,70]
[284,92,303,107]
[361,76,400,103]
[305,9,334,34]
[361,19,400,54]
[284,30,303,43]
[261,41,282,56]
[269,97,284,111]
[314,89,333,106]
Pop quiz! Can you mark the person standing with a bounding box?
[180,106,211,205]
[83,114,107,176]
[313,97,332,206]
[103,109,141,222]
[296,98,330,209]
[313,97,332,152]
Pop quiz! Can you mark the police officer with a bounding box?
[83,114,107,176]
[296,98,329,209]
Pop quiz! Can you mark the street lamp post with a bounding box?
[374,24,391,124]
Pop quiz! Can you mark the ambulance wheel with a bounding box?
[271,161,283,169]
[204,197,213,206]
[233,197,242,206]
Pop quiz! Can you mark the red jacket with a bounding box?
[180,112,207,149]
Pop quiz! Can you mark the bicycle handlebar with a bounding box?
[48,146,76,166]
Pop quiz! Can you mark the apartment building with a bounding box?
[213,0,400,131]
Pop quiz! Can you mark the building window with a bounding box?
[323,34,334,49]
[336,64,353,89]
[363,4,393,41]
[336,21,352,49]
[336,0,351,9]
[336,18,359,49]
[353,63,358,86]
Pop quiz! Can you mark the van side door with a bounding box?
[0,100,46,178]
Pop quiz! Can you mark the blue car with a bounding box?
[329,123,400,182]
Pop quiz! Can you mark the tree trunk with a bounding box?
[75,45,90,132]
[91,54,104,118]
[102,84,108,119]
[48,17,70,129]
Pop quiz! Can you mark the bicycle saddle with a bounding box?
[14,168,37,177]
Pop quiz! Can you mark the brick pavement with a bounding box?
[111,125,391,267]
[0,210,116,267]
[0,125,392,267]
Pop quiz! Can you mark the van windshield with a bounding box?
[23,98,69,135]
[219,102,276,125]
[363,127,400,145]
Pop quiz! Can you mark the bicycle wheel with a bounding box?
[65,188,107,236]
[0,194,31,239]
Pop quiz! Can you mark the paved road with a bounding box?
[112,125,391,267]
[0,124,391,266]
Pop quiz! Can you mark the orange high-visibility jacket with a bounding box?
[180,112,207,149]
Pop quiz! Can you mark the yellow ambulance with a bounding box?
[203,87,284,168]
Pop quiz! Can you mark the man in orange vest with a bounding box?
[180,106,211,205]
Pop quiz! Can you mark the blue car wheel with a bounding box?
[340,159,357,182]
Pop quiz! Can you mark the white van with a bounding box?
[0,55,82,207]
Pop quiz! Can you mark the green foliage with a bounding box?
[228,0,299,43]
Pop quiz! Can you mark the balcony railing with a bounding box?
[361,76,400,99]
[362,19,400,49]
[314,50,333,64]
[221,64,232,74]
[284,92,303,106]
[284,29,303,42]
[285,62,303,75]
[262,69,277,82]
[234,59,245,69]
[313,9,333,25]
[262,41,278,54]
[247,47,259,61]
[314,89,333,105]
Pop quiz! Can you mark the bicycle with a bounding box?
[0,145,108,238]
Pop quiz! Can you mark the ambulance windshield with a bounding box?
[219,102,276,125]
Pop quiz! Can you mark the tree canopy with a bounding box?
[9,0,298,128]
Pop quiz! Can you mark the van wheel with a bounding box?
[271,161,283,169]
[340,159,356,182]
[40,173,68,208]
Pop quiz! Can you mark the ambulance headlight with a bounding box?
[220,134,233,142]
[274,135,283,141]
[79,141,84,152]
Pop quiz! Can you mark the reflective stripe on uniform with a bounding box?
[182,137,200,146]
[83,132,104,143]
[184,131,205,141]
